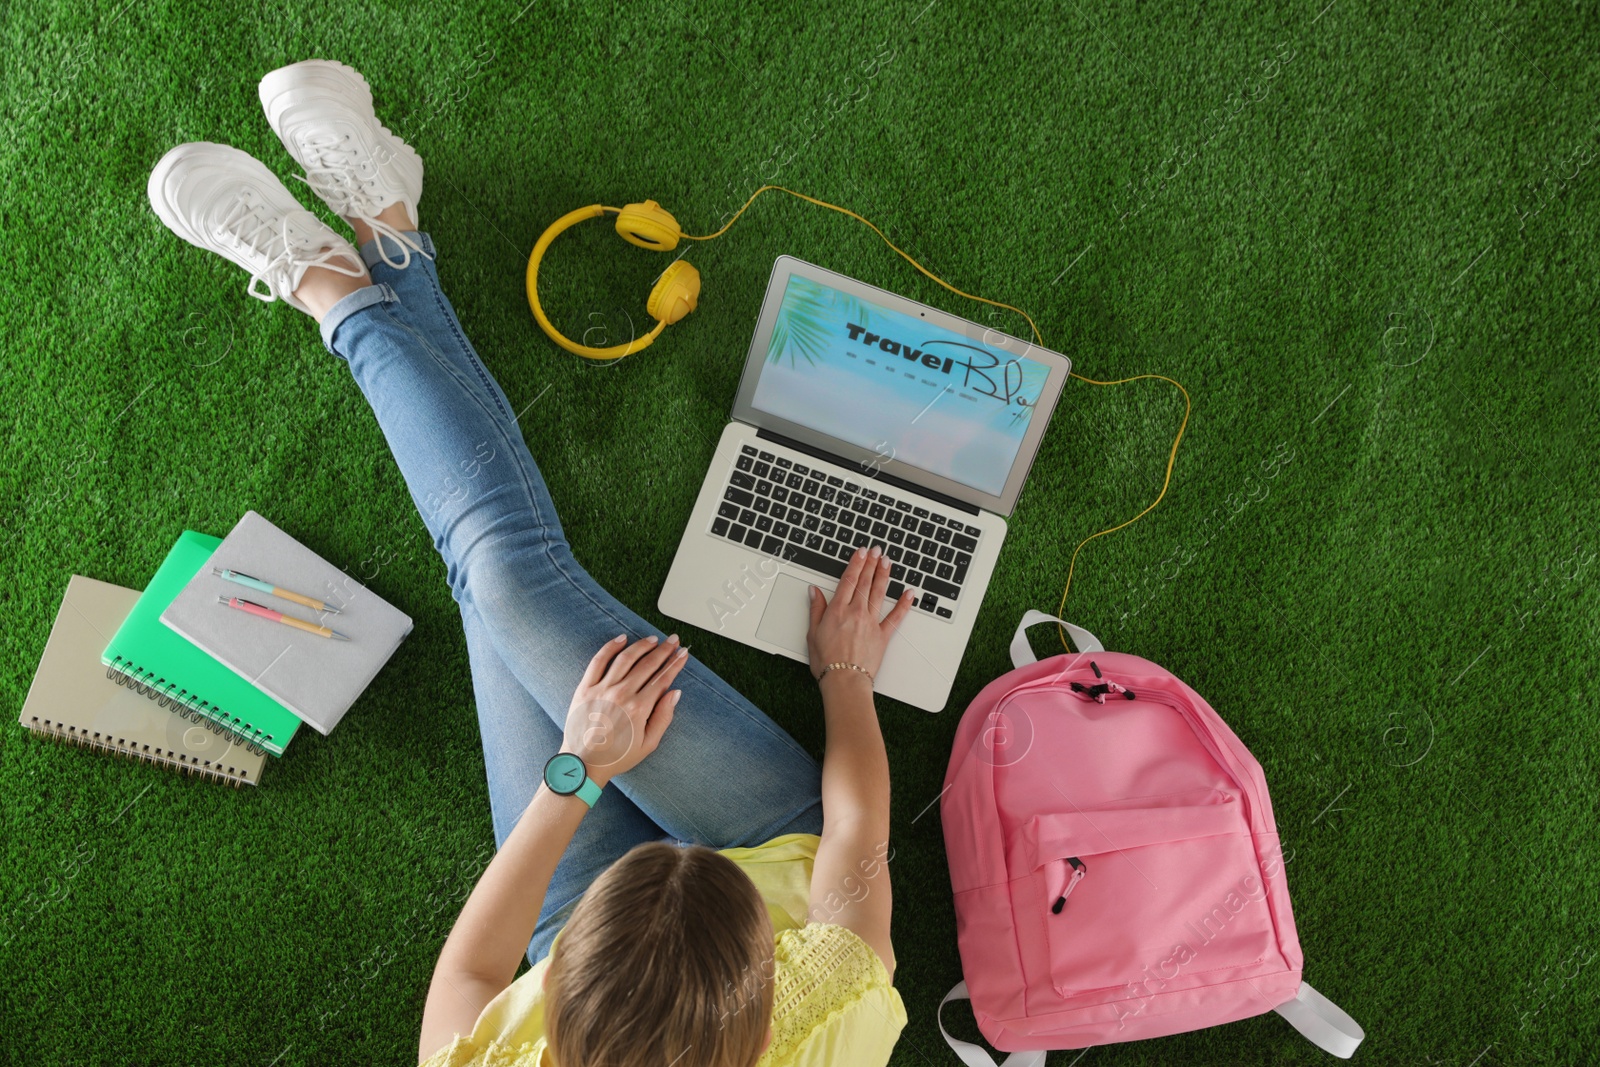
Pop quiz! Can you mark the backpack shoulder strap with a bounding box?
[1274,980,1366,1058]
[938,982,1048,1067]
[1009,610,1103,668]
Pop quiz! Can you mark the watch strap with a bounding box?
[574,775,603,808]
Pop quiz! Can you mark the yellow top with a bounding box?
[419,833,905,1067]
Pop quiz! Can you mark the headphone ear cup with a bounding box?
[647,261,701,325]
[615,200,683,251]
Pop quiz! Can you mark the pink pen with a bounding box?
[217,596,350,641]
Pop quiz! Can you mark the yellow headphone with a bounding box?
[525,184,1193,643]
[525,200,702,360]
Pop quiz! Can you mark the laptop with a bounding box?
[658,255,1071,711]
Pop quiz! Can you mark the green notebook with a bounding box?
[101,530,300,756]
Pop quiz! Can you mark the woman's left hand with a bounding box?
[561,633,687,785]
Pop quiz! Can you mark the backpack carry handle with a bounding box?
[938,982,1048,1067]
[1009,610,1104,668]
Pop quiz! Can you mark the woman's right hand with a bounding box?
[805,545,915,681]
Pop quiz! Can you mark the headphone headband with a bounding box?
[525,201,699,361]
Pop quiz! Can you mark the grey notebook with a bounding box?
[159,510,413,735]
[20,575,267,786]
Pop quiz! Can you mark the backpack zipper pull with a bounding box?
[1051,857,1087,914]
[1073,671,1135,703]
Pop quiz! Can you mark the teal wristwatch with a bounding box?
[543,752,603,809]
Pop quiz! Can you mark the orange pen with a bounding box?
[217,596,350,641]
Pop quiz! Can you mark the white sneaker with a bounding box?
[259,59,428,269]
[147,142,366,315]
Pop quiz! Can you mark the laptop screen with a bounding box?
[748,272,1055,498]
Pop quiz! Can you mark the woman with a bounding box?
[147,60,916,1067]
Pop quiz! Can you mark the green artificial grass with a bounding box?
[2,0,1597,1063]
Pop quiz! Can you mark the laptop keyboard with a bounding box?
[708,443,981,620]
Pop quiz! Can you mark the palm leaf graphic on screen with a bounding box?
[767,276,873,367]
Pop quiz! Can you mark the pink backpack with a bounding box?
[938,611,1364,1064]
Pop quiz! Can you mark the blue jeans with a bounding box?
[320,232,824,964]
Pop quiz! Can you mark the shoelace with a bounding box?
[294,130,431,270]
[216,191,365,304]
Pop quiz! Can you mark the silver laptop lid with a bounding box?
[730,255,1071,517]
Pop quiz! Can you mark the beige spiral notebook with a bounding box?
[18,575,267,787]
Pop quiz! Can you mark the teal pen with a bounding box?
[212,567,343,615]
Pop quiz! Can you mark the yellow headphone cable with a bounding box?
[527,184,1192,650]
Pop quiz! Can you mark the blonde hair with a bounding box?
[545,842,776,1067]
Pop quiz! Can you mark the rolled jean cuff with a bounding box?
[359,230,434,269]
[320,282,399,353]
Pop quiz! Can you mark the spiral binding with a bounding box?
[24,716,254,787]
[103,656,270,758]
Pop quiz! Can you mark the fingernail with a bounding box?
[677,646,690,659]
[613,634,627,643]
[669,689,682,705]
[870,545,881,558]
[645,634,659,644]
[667,633,679,644]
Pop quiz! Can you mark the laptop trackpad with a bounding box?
[755,573,816,656]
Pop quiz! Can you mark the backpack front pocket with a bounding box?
[1024,804,1280,998]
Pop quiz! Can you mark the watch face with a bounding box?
[545,752,587,795]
